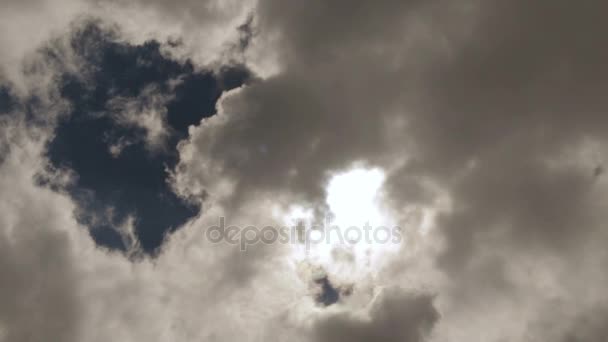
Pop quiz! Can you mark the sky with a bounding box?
[1,1,608,341]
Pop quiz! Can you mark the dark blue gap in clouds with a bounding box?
[0,86,13,114]
[46,22,251,253]
[0,86,14,164]
[314,276,341,306]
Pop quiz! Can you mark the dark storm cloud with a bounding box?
[175,0,429,212]
[257,0,425,64]
[46,21,250,252]
[385,0,608,271]
[243,0,608,265]
[173,0,608,339]
[375,1,608,337]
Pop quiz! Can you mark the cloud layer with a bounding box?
[2,1,608,341]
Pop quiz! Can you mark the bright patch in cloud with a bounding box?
[326,167,386,229]
[287,167,402,291]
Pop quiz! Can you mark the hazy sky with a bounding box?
[1,1,608,341]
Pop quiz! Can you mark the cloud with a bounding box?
[172,0,608,340]
[3,0,608,341]
[379,0,608,293]
[0,91,302,342]
[42,21,251,252]
[0,0,253,91]
[313,289,439,342]
[0,109,82,341]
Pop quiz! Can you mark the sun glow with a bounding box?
[285,167,402,286]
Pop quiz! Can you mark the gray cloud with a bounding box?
[390,0,608,276]
[559,307,608,342]
[0,110,81,341]
[313,289,439,342]
[0,224,81,342]
[174,0,608,340]
[173,0,450,211]
[2,0,608,341]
